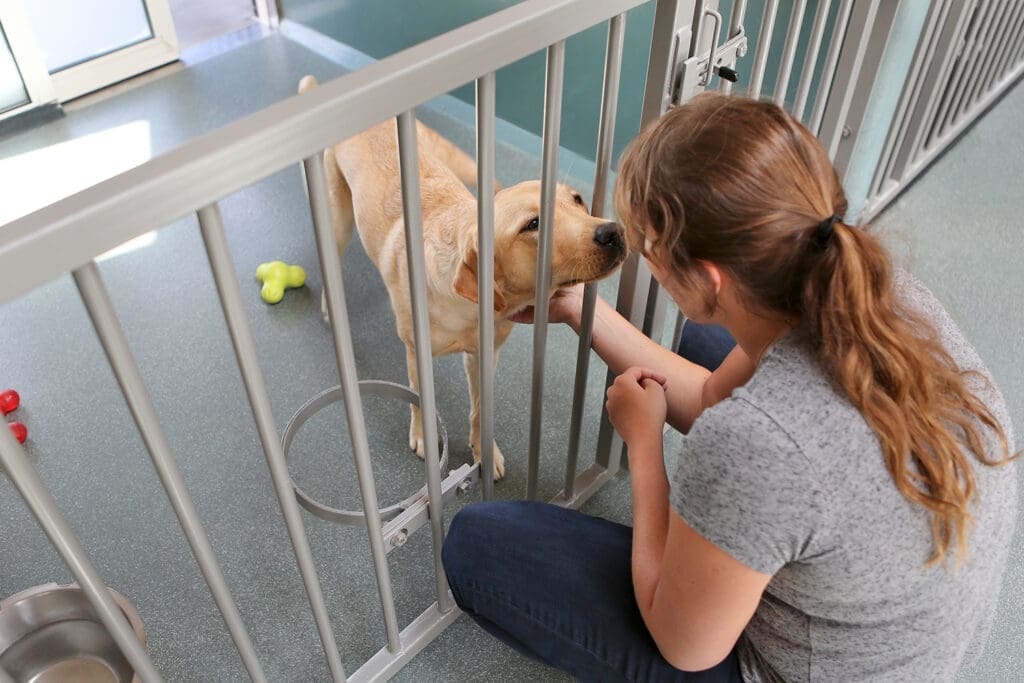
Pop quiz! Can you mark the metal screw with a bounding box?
[457,478,473,495]
[842,126,852,139]
[390,529,408,548]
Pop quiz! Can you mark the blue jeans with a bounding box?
[442,501,742,682]
[677,321,735,372]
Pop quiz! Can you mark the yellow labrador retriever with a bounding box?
[300,75,625,480]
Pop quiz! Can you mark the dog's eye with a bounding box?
[573,194,585,206]
[520,217,540,233]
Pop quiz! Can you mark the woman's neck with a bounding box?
[727,309,795,367]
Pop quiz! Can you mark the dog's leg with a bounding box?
[406,344,427,459]
[464,351,506,480]
[321,147,356,323]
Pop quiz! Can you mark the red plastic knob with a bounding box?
[9,421,27,444]
[0,389,19,415]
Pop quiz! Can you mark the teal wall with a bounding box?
[280,1,844,163]
[280,0,654,164]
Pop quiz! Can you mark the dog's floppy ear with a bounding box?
[453,248,507,313]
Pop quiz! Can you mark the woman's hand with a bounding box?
[607,367,668,448]
[508,283,585,327]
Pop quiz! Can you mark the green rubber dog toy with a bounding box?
[256,261,306,304]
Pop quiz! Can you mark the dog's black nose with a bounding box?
[593,222,623,249]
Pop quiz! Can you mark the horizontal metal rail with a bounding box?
[0,0,647,307]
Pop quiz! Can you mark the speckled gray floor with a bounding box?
[871,81,1024,683]
[0,28,1021,683]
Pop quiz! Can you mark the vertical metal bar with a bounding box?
[904,1,978,168]
[823,0,883,161]
[954,0,1011,121]
[670,309,686,355]
[476,72,496,502]
[871,0,950,199]
[809,0,855,135]
[196,204,348,679]
[302,156,407,646]
[71,262,267,683]
[596,0,688,474]
[564,14,625,502]
[646,278,671,346]
[395,111,453,614]
[1001,0,1024,69]
[975,0,1014,94]
[792,0,832,119]
[1010,1,1024,65]
[962,0,1016,118]
[1007,1,1024,67]
[944,0,1000,130]
[773,0,808,106]
[748,0,779,99]
[953,0,1007,124]
[720,0,749,94]
[930,0,991,146]
[526,40,566,501]
[0,427,163,683]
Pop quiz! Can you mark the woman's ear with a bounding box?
[453,248,507,313]
[697,260,724,296]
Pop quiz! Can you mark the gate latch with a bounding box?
[668,8,748,107]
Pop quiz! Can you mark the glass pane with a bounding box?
[0,24,29,114]
[24,0,154,73]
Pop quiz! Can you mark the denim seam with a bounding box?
[453,575,635,682]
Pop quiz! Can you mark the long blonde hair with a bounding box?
[615,92,1016,564]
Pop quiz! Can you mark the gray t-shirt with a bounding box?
[670,271,1018,682]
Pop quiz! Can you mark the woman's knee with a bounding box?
[443,501,559,583]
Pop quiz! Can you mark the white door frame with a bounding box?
[0,0,179,113]
[44,0,179,102]
[0,0,56,121]
[254,0,280,28]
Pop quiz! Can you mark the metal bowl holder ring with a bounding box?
[282,380,478,552]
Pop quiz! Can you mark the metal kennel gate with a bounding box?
[863,0,1024,219]
[0,1,940,680]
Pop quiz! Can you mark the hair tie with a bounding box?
[814,214,841,245]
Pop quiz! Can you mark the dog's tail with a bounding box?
[297,75,355,259]
[298,74,318,94]
[299,74,355,323]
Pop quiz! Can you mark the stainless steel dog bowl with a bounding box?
[0,583,147,683]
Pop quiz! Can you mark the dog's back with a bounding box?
[298,75,480,271]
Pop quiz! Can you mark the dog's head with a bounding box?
[453,181,626,316]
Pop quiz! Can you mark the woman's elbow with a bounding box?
[655,633,735,673]
[664,648,734,673]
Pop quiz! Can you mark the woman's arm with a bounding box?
[525,287,756,433]
[607,369,771,671]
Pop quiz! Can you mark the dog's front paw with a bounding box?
[409,417,426,459]
[472,441,506,481]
